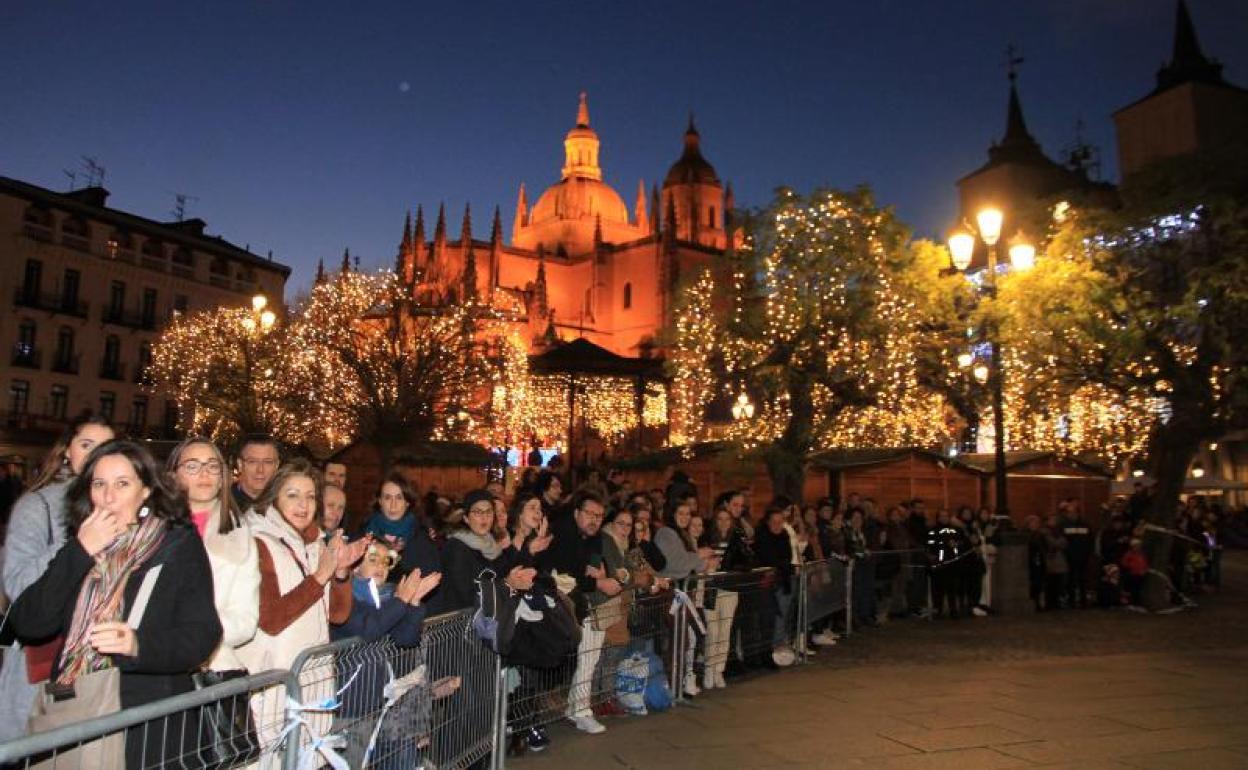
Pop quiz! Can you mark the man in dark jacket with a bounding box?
[753,506,795,655]
[538,492,615,734]
[1061,499,1093,608]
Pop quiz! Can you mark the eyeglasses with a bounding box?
[179,459,223,476]
[468,506,494,518]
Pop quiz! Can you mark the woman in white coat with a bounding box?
[167,438,259,676]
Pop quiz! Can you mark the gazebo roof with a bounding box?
[528,337,665,378]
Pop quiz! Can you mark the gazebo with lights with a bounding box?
[525,337,668,466]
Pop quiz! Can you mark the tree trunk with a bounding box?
[765,372,814,504]
[1141,407,1206,609]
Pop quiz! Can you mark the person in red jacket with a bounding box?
[1120,538,1150,607]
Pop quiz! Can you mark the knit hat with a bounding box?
[462,489,495,515]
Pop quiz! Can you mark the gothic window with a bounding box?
[709,206,717,229]
[623,282,632,310]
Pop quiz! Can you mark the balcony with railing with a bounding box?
[100,360,127,381]
[20,219,272,296]
[10,346,41,369]
[22,222,53,243]
[101,306,157,331]
[50,352,81,375]
[13,287,90,318]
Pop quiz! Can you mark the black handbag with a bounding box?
[192,668,261,768]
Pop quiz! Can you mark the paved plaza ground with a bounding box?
[514,552,1248,769]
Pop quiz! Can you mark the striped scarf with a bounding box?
[57,514,167,685]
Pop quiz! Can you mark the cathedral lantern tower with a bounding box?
[513,93,644,255]
[662,116,727,249]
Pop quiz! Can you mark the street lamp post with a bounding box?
[948,209,1034,519]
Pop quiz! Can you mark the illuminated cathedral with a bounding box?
[391,92,737,358]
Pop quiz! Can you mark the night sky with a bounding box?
[3,1,1246,295]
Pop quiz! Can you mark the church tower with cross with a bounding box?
[955,47,1113,267]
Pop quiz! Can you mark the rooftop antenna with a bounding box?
[1063,117,1102,180]
[80,156,106,187]
[62,169,78,191]
[170,192,199,222]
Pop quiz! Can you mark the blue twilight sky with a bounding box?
[2,1,1246,296]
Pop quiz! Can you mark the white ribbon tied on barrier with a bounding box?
[669,589,707,634]
[360,660,428,769]
[272,664,363,770]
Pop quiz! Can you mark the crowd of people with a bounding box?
[1022,489,1225,612]
[0,417,1235,768]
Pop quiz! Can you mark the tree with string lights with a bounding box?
[289,269,491,465]
[998,147,1248,540]
[149,303,304,444]
[700,186,953,502]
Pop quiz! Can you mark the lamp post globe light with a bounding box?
[948,206,1033,519]
[731,392,755,421]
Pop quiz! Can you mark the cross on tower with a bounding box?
[1004,44,1025,83]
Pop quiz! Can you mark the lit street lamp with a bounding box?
[731,392,755,421]
[948,206,1034,518]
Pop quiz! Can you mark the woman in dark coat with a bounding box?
[11,440,221,769]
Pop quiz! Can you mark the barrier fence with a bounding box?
[0,558,878,770]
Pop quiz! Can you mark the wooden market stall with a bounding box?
[959,451,1111,525]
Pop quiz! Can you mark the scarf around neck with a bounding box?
[450,529,503,561]
[58,514,168,685]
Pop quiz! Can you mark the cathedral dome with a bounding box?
[663,117,720,188]
[529,175,630,226]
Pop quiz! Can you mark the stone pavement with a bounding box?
[511,553,1248,769]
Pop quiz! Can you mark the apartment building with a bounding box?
[0,175,289,470]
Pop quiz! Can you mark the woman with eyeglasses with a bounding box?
[0,414,114,741]
[167,438,259,679]
[439,490,535,613]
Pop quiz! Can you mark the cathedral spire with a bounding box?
[434,203,447,245]
[315,258,326,285]
[413,205,426,272]
[635,179,649,231]
[490,206,503,246]
[460,203,472,245]
[534,246,549,318]
[396,211,413,282]
[340,248,351,275]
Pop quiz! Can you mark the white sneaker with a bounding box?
[971,606,988,617]
[569,714,606,734]
[713,672,727,689]
[811,631,838,646]
[703,671,715,690]
[683,673,701,697]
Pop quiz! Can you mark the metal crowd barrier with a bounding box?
[0,556,899,769]
[0,667,290,769]
[280,608,497,770]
